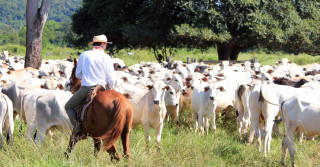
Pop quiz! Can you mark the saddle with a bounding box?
[75,85,106,122]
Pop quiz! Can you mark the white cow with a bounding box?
[0,92,14,147]
[34,91,73,144]
[2,78,45,118]
[281,90,320,167]
[191,82,218,135]
[243,80,264,150]
[128,80,178,152]
[164,73,185,123]
[235,84,252,140]
[20,89,58,140]
[258,81,311,156]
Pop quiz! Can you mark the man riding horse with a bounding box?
[65,34,116,138]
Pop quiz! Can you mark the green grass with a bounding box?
[2,44,320,66]
[1,108,320,167]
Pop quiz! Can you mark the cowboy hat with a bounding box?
[88,34,112,45]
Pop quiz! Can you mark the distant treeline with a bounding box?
[0,0,82,47]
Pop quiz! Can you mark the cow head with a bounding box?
[168,74,186,92]
[208,85,226,101]
[164,85,179,107]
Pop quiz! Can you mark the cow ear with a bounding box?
[253,75,259,79]
[123,77,128,82]
[123,93,132,99]
[166,77,171,81]
[215,77,222,81]
[146,85,153,90]
[6,71,11,74]
[40,85,45,89]
[185,77,192,82]
[57,84,64,90]
[1,80,7,85]
[182,92,189,97]
[273,77,278,80]
[202,77,208,82]
[164,86,170,91]
[186,83,191,88]
[204,86,210,92]
[267,70,273,73]
[218,86,225,92]
[295,74,300,77]
[38,75,43,79]
[289,60,292,64]
[182,64,186,67]
[217,73,224,77]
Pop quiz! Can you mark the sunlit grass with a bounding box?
[1,107,320,166]
[2,45,320,66]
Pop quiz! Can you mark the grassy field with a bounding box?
[0,45,320,166]
[1,44,320,66]
[1,108,320,167]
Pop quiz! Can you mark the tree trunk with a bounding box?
[217,41,242,60]
[25,0,52,69]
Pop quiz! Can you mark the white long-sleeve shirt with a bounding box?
[76,49,116,88]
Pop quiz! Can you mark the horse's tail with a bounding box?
[96,96,127,150]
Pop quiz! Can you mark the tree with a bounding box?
[72,0,185,62]
[25,0,52,69]
[72,0,320,61]
[178,0,320,60]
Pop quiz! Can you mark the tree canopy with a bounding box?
[72,0,320,60]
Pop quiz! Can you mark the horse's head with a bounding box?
[69,58,81,94]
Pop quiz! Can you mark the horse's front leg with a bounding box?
[64,132,82,159]
[93,138,101,157]
[105,144,120,161]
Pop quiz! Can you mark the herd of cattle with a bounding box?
[0,51,320,166]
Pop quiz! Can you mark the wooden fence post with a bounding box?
[167,56,172,69]
[187,57,190,64]
[254,57,258,63]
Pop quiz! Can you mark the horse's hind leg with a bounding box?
[105,144,120,161]
[121,124,130,158]
[93,139,101,157]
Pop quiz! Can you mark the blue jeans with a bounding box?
[65,85,96,133]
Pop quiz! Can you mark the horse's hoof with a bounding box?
[64,152,69,159]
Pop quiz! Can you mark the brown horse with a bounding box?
[65,58,133,161]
